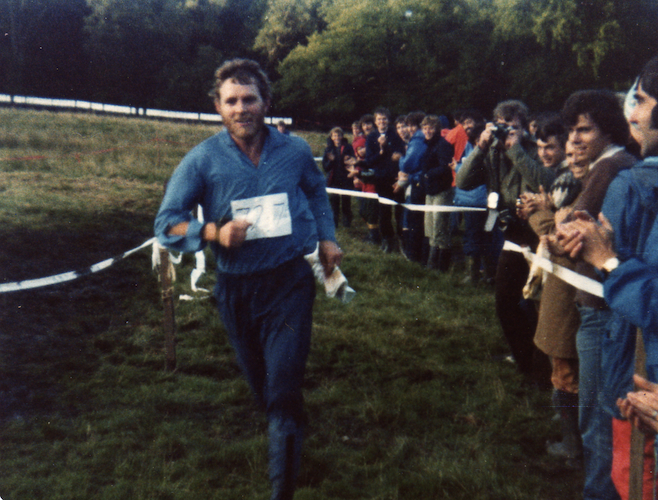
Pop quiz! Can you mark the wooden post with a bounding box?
[629,327,648,500]
[160,248,176,371]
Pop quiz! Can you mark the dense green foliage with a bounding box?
[0,107,582,499]
[0,0,265,111]
[1,0,657,124]
[276,0,658,122]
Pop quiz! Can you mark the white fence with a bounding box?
[0,94,292,126]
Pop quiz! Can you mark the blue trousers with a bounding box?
[453,202,489,258]
[577,306,620,500]
[403,185,426,262]
[214,257,316,500]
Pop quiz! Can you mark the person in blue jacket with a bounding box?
[557,54,658,499]
[396,111,427,262]
[154,58,342,500]
[452,109,492,282]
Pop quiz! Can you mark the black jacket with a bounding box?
[322,137,355,189]
[364,128,405,185]
[421,135,454,196]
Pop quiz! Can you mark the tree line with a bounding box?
[1,0,657,128]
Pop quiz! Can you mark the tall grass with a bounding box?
[0,107,582,499]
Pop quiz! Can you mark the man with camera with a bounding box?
[456,99,555,385]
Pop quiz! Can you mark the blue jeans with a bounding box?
[577,306,620,500]
[215,257,315,500]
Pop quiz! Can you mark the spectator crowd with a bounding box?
[314,54,658,500]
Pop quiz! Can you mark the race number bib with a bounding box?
[231,193,292,241]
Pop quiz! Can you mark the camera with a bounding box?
[490,124,513,140]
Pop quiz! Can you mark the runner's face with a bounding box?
[215,79,269,144]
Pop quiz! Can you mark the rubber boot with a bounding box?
[420,237,430,266]
[381,237,397,254]
[400,229,411,260]
[438,248,452,273]
[461,255,481,284]
[427,246,439,270]
[547,390,582,464]
[366,225,381,245]
[470,254,482,282]
[483,253,497,285]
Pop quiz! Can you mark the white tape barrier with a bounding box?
[503,240,604,298]
[2,192,601,299]
[190,206,209,293]
[0,238,157,294]
[325,187,487,213]
[0,235,604,299]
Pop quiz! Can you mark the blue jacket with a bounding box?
[154,126,336,275]
[399,130,427,185]
[599,157,658,416]
[453,143,487,207]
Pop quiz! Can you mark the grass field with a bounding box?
[0,108,582,499]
